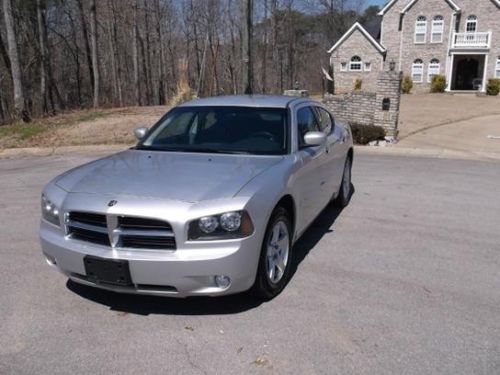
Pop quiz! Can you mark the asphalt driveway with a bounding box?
[0,152,499,374]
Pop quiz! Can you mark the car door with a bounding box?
[293,105,331,234]
[313,106,345,196]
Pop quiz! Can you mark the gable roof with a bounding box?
[378,0,399,16]
[378,0,500,16]
[401,0,460,13]
[327,22,386,54]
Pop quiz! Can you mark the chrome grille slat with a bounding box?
[66,212,176,250]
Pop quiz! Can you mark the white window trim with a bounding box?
[415,17,427,44]
[349,56,362,71]
[412,61,424,83]
[431,17,444,43]
[465,16,478,33]
[427,60,440,83]
[364,62,372,72]
[495,57,500,78]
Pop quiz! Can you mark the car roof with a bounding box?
[177,95,314,109]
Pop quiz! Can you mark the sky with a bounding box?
[367,0,386,7]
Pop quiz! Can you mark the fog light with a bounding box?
[44,254,57,266]
[214,275,231,289]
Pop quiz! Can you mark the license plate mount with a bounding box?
[84,256,132,286]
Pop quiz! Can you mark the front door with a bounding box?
[454,57,479,90]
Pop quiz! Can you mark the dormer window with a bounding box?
[349,56,362,71]
[465,15,477,33]
[431,15,444,43]
[415,16,427,43]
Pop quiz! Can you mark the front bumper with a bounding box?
[40,219,261,297]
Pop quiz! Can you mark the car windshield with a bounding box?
[138,106,288,155]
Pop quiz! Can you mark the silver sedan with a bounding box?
[39,95,353,299]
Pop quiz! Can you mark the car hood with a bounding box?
[55,150,284,202]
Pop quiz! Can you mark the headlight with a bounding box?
[188,211,254,240]
[41,194,60,226]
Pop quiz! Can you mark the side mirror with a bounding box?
[303,131,327,146]
[134,127,148,141]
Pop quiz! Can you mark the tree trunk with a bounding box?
[76,0,94,95]
[241,0,253,94]
[261,0,268,94]
[0,31,12,78]
[89,0,99,108]
[110,0,123,106]
[155,0,166,105]
[132,0,140,106]
[37,0,48,114]
[3,0,30,122]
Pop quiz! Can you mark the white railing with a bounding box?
[452,32,491,49]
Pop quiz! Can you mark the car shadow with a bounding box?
[66,186,354,316]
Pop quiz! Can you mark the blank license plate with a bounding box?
[84,256,132,286]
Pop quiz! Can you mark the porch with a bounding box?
[447,54,488,92]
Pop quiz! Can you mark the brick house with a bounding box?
[329,0,500,93]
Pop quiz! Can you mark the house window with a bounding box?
[412,59,424,82]
[340,62,347,71]
[427,59,440,82]
[465,15,477,33]
[415,16,427,43]
[431,15,444,43]
[349,56,362,71]
[496,57,500,78]
[364,62,371,71]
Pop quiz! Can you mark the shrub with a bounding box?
[401,76,413,94]
[168,81,195,106]
[350,123,386,145]
[430,75,447,93]
[354,79,363,90]
[486,79,500,96]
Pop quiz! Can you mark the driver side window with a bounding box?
[297,107,320,148]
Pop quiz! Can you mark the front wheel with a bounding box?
[334,154,352,208]
[251,207,292,300]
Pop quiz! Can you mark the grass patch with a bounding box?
[0,109,109,149]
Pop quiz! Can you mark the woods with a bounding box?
[0,0,377,124]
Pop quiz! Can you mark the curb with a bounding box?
[354,145,500,162]
[0,144,133,159]
[1,143,499,163]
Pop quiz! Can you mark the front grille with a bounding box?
[66,212,176,250]
[117,216,176,250]
[67,212,110,246]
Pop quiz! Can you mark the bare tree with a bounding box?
[2,0,29,121]
[241,0,253,94]
[89,0,99,107]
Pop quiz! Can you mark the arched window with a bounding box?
[415,16,427,43]
[428,58,440,82]
[465,15,477,33]
[431,15,444,43]
[349,56,362,71]
[412,59,424,82]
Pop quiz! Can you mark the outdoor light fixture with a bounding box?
[389,60,396,71]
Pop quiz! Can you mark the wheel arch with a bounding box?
[274,194,296,239]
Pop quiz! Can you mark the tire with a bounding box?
[334,154,352,208]
[251,206,293,300]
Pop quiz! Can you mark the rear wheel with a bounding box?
[251,207,292,300]
[334,155,352,208]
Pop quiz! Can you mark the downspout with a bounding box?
[398,12,404,72]
[445,11,459,91]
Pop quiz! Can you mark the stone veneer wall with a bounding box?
[323,71,402,136]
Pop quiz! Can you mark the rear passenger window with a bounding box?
[297,107,320,147]
[315,107,334,134]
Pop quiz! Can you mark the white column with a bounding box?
[446,54,455,91]
[481,54,489,92]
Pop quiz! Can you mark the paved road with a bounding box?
[0,153,499,375]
